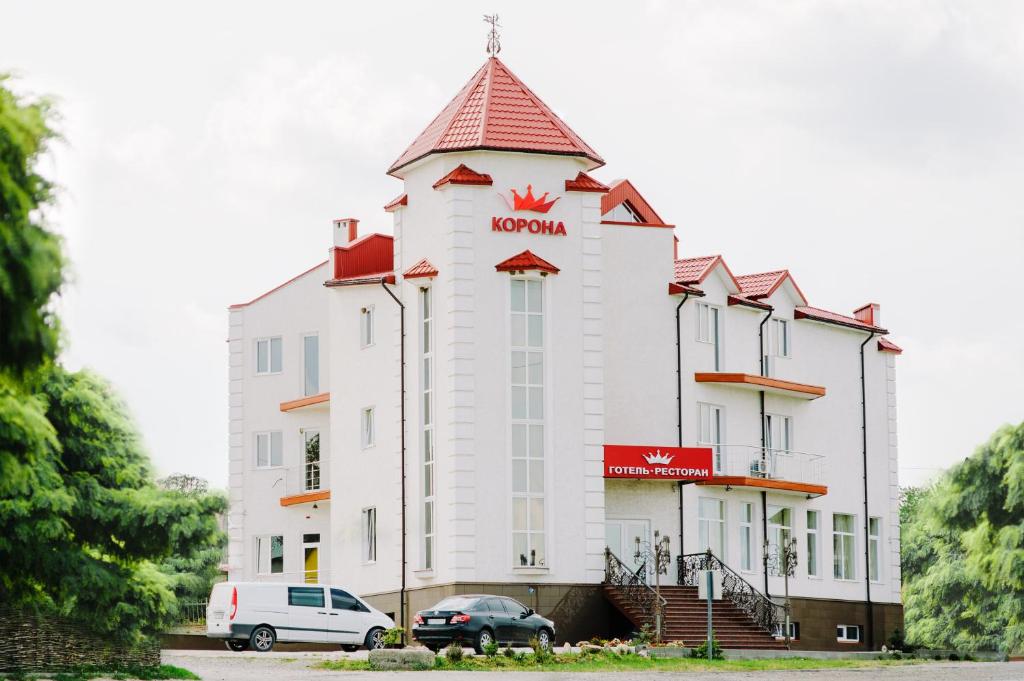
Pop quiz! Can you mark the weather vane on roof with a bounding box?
[484,14,501,57]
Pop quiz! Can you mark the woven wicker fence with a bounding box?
[0,607,161,672]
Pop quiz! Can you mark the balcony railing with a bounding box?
[276,460,329,500]
[697,444,825,485]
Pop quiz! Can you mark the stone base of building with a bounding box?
[363,584,902,652]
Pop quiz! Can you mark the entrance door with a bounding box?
[606,519,651,578]
[303,533,320,584]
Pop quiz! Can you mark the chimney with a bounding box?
[333,217,359,247]
[853,302,880,327]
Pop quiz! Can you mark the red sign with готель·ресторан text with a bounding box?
[603,444,714,480]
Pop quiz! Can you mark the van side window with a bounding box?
[331,588,368,612]
[288,587,325,608]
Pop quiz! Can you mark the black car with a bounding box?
[412,594,555,653]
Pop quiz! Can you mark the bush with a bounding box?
[444,642,463,662]
[503,645,515,658]
[689,633,724,660]
[382,627,405,647]
[633,623,654,645]
[482,641,499,657]
[886,626,905,651]
[529,636,551,662]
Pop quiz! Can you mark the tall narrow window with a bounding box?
[303,334,319,395]
[762,414,792,478]
[511,278,545,568]
[361,407,375,448]
[739,502,754,571]
[767,505,792,574]
[771,318,790,358]
[420,287,435,570]
[360,306,374,347]
[698,497,725,558]
[304,430,320,491]
[833,513,856,580]
[255,431,283,468]
[698,403,724,473]
[362,508,377,563]
[696,303,722,371]
[256,337,283,374]
[807,510,820,577]
[869,517,881,581]
[256,535,284,574]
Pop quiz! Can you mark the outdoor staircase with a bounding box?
[603,583,787,649]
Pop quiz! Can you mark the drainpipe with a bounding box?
[860,331,876,649]
[381,278,407,635]
[758,309,773,597]
[675,292,691,558]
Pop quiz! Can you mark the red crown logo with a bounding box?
[508,184,559,214]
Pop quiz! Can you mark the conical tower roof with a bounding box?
[387,57,603,176]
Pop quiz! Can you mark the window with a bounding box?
[739,502,754,571]
[361,407,375,448]
[773,621,800,640]
[304,430,320,491]
[331,588,368,612]
[696,303,722,370]
[255,431,283,468]
[362,507,377,563]
[767,505,792,575]
[484,598,507,614]
[869,516,881,581]
[698,497,725,558]
[420,287,435,570]
[502,598,530,618]
[256,337,283,374]
[698,403,724,473]
[256,535,284,574]
[836,624,861,643]
[288,586,324,608]
[761,413,792,477]
[833,513,856,580]
[303,334,319,396]
[770,318,791,358]
[510,278,545,568]
[807,510,820,577]
[360,306,374,347]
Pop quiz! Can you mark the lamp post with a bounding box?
[635,530,672,643]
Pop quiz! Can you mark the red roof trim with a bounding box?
[383,193,408,212]
[674,255,741,291]
[728,294,772,311]
[325,273,396,287]
[495,250,560,275]
[403,258,439,280]
[795,306,888,334]
[600,179,666,225]
[565,172,610,193]
[877,337,903,355]
[230,260,328,309]
[601,220,675,229]
[432,163,494,189]
[668,282,705,297]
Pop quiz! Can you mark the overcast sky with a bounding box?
[6,1,1022,489]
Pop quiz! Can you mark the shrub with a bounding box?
[689,633,724,660]
[382,627,405,647]
[886,626,905,651]
[444,642,464,663]
[482,641,499,657]
[529,636,551,663]
[634,623,654,645]
[503,645,515,658]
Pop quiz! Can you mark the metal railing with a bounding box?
[698,444,825,484]
[677,549,784,633]
[604,548,666,627]
[273,460,330,498]
[177,600,207,625]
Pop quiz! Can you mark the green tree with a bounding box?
[902,422,1024,654]
[157,474,227,604]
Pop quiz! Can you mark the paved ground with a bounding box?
[162,650,1024,681]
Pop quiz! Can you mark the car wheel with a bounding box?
[536,628,553,651]
[365,627,386,650]
[250,625,276,652]
[473,628,495,655]
[225,639,249,652]
[341,644,360,652]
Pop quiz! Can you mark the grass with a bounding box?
[316,649,926,672]
[1,664,198,681]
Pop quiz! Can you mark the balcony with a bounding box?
[694,373,825,400]
[280,392,330,412]
[278,461,331,507]
[696,444,827,497]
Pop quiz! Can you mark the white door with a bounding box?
[286,586,328,642]
[606,519,651,578]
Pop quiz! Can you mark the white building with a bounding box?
[227,56,903,650]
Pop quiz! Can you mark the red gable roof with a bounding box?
[329,233,394,282]
[495,250,560,275]
[383,193,408,212]
[565,172,610,193]
[601,179,667,226]
[403,258,439,280]
[795,306,888,334]
[877,337,903,354]
[432,163,493,189]
[735,269,809,306]
[388,57,603,177]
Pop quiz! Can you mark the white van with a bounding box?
[206,582,395,652]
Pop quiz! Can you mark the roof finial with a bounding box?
[484,14,501,57]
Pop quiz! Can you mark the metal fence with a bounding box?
[177,600,207,626]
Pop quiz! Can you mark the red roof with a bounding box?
[600,179,666,225]
[387,57,603,176]
[495,250,560,275]
[384,193,408,212]
[329,233,394,282]
[736,270,809,306]
[432,163,493,189]
[403,258,439,280]
[565,172,610,193]
[795,306,888,334]
[877,337,903,354]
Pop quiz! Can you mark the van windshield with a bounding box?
[432,596,481,611]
